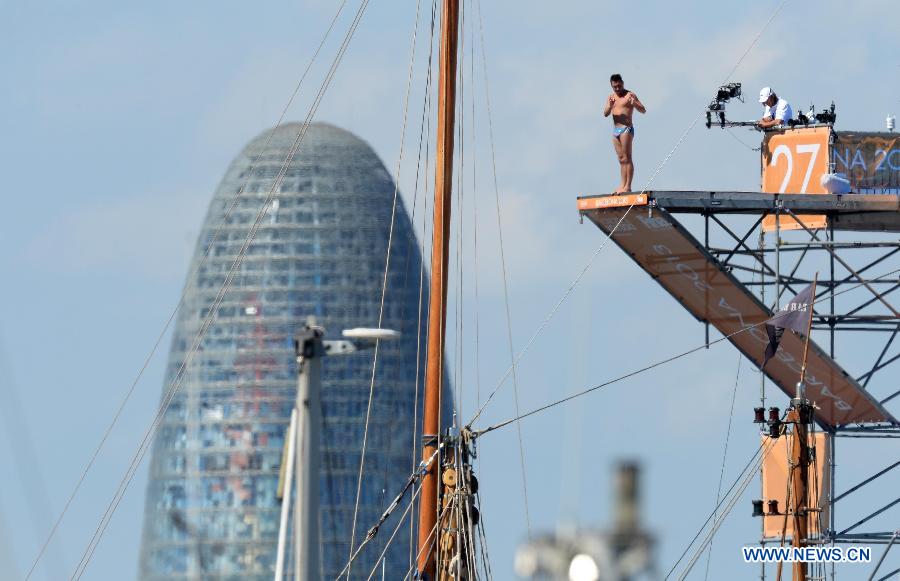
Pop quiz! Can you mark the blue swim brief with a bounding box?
[613,126,635,138]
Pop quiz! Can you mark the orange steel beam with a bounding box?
[417,0,459,578]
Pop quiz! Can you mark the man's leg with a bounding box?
[612,136,627,193]
[620,130,634,192]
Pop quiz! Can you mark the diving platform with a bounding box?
[578,191,900,232]
[578,191,899,430]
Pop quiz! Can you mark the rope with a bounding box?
[401,502,452,581]
[346,0,428,573]
[664,436,775,579]
[703,353,744,579]
[412,11,440,567]
[725,127,762,152]
[23,4,354,578]
[465,0,791,431]
[474,266,900,437]
[407,0,438,570]
[70,1,373,576]
[674,437,781,580]
[365,483,423,581]
[470,0,532,538]
[336,444,443,580]
[476,491,494,579]
[467,2,490,569]
[453,0,467,426]
[469,0,482,417]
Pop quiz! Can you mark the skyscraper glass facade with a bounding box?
[139,122,429,579]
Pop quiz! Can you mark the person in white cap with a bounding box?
[757,87,793,129]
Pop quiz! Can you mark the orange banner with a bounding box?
[762,433,830,540]
[761,127,831,231]
[582,206,894,427]
[577,193,648,210]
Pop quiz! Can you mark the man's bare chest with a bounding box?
[611,98,633,114]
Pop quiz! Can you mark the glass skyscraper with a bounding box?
[139,122,430,579]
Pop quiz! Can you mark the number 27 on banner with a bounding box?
[761,127,830,231]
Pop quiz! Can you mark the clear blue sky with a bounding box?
[2,1,899,579]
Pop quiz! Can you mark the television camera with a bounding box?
[705,82,838,130]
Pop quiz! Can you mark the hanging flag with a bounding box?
[763,282,816,368]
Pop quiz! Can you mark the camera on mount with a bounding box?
[706,83,743,128]
[789,102,838,128]
[815,102,837,124]
[714,83,743,105]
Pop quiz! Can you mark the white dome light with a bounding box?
[568,553,600,581]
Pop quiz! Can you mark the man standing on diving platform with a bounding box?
[603,73,646,193]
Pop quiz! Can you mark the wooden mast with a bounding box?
[417,0,460,578]
[792,274,817,581]
[789,406,810,581]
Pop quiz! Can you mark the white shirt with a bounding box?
[764,98,793,124]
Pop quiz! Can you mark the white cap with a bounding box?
[759,87,774,103]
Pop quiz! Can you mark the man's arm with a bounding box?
[628,92,646,114]
[603,94,615,117]
[758,116,780,129]
[758,102,786,129]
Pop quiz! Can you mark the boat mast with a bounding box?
[789,275,817,581]
[788,404,810,581]
[417,0,460,578]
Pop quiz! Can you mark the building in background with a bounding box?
[139,122,429,579]
[514,461,656,581]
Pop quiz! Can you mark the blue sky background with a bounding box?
[2,0,899,579]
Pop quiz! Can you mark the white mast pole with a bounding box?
[274,409,297,581]
[293,320,323,580]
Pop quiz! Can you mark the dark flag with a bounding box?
[762,282,815,368]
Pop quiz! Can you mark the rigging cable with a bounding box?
[70,1,374,577]
[471,0,532,538]
[401,0,437,570]
[664,436,775,578]
[473,266,900,437]
[336,443,443,580]
[465,0,792,430]
[365,484,423,581]
[703,353,743,580]
[468,1,492,572]
[346,0,429,574]
[409,7,438,568]
[674,436,781,580]
[453,0,467,427]
[401,502,453,581]
[476,490,495,579]
[725,127,762,152]
[23,2,354,577]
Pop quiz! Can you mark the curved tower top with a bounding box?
[139,122,431,579]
